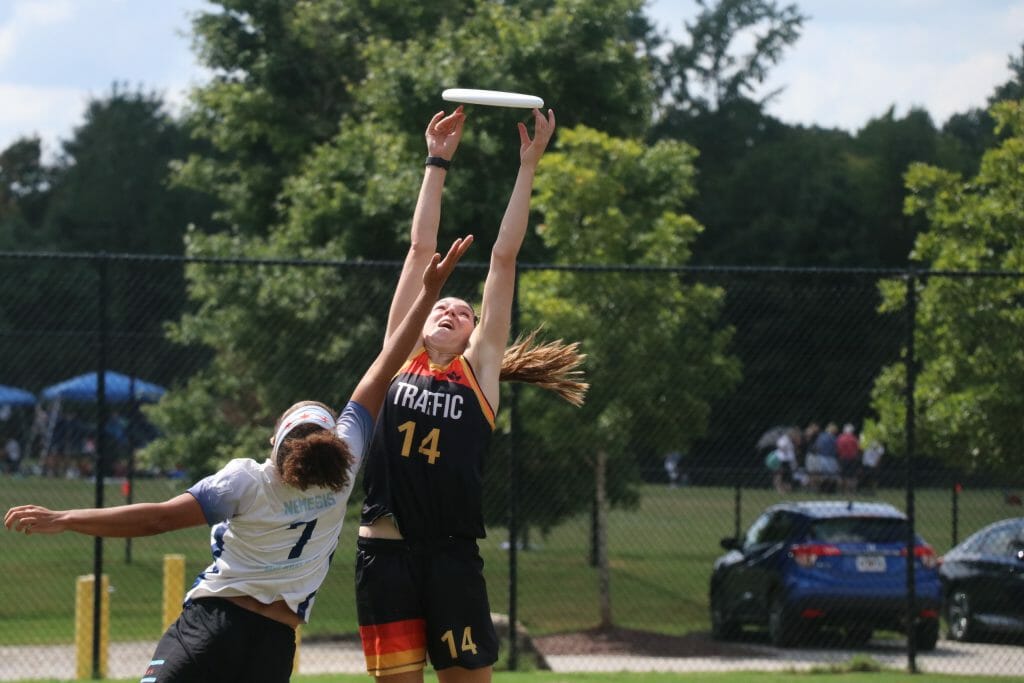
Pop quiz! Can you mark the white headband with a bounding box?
[271,405,336,465]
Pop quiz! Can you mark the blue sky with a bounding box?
[1,0,1022,158]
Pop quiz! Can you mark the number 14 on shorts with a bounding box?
[441,626,478,659]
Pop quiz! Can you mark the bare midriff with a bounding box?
[358,515,404,540]
[223,595,302,629]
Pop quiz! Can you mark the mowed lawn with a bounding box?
[0,475,1015,646]
[11,670,1017,683]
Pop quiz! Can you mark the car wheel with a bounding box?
[767,593,799,648]
[710,592,739,641]
[946,590,978,642]
[914,619,939,651]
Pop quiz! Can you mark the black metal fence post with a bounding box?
[904,270,918,674]
[952,482,960,548]
[92,254,109,680]
[733,483,742,541]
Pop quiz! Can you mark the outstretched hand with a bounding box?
[426,106,466,161]
[5,505,64,535]
[518,108,556,169]
[423,235,473,292]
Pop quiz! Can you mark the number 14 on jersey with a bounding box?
[397,421,442,464]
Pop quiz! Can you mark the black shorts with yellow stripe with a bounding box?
[355,536,499,676]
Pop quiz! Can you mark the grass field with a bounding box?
[11,671,1017,683]
[0,476,1017,650]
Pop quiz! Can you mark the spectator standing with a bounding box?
[664,450,683,488]
[4,437,21,475]
[861,442,885,495]
[772,431,797,493]
[812,422,840,493]
[802,422,820,460]
[836,423,861,493]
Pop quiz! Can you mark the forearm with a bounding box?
[356,282,439,415]
[387,169,447,337]
[59,503,184,538]
[410,168,447,252]
[384,284,439,376]
[491,164,536,263]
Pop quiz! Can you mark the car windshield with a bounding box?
[809,517,909,543]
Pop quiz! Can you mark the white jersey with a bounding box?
[185,400,371,622]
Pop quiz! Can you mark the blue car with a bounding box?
[709,500,941,649]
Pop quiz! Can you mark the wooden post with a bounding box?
[75,574,108,679]
[162,554,185,631]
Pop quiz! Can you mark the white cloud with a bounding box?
[0,0,76,64]
[0,0,210,153]
[759,3,1023,131]
[648,0,1024,132]
[0,82,87,158]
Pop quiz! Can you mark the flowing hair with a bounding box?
[499,328,588,407]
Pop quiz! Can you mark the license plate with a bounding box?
[856,555,886,572]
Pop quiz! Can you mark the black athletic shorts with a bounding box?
[355,536,499,676]
[140,597,296,683]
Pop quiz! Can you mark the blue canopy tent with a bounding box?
[40,371,167,564]
[0,384,36,406]
[41,371,166,403]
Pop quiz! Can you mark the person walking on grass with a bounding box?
[836,422,861,493]
[4,236,472,683]
[355,106,587,683]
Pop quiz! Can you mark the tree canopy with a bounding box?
[866,99,1024,477]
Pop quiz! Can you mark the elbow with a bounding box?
[490,249,518,270]
[147,507,196,536]
[146,518,176,536]
[409,240,438,256]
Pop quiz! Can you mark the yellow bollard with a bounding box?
[293,625,301,674]
[74,574,109,679]
[162,554,186,631]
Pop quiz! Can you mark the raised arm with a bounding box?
[355,235,473,419]
[386,107,466,341]
[5,493,205,538]
[466,108,556,408]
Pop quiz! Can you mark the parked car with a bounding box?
[939,516,1024,642]
[709,500,941,649]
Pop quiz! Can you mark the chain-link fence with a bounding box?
[1,252,1022,679]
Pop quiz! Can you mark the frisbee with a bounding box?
[442,88,544,109]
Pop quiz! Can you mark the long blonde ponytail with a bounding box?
[499,328,588,407]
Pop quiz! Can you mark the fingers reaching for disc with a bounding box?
[519,108,556,167]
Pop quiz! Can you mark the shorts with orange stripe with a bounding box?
[355,536,499,675]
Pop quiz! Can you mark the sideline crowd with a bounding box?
[765,422,884,495]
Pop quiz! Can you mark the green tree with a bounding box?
[44,84,215,254]
[651,0,805,129]
[867,99,1024,477]
[938,42,1024,177]
[646,0,809,268]
[177,0,654,250]
[0,137,53,250]
[851,107,940,267]
[144,0,656,477]
[484,126,740,532]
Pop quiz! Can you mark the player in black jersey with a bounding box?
[355,108,587,683]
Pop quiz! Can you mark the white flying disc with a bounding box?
[442,88,544,109]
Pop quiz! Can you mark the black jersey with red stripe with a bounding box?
[361,349,496,540]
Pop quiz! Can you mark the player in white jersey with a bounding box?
[4,235,473,683]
